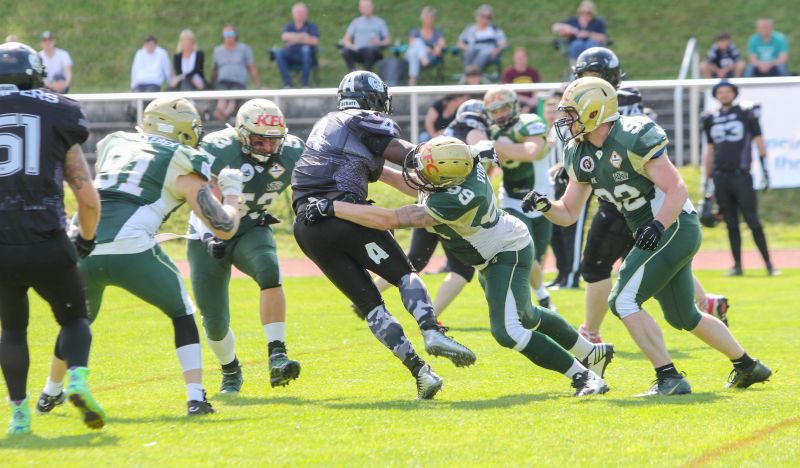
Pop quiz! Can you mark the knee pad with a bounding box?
[664,306,703,331]
[608,288,640,320]
[517,303,543,330]
[490,320,532,351]
[581,257,613,284]
[173,315,200,348]
[200,312,230,342]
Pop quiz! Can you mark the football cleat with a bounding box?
[415,364,444,400]
[7,397,31,435]
[66,367,106,429]
[220,365,243,394]
[704,295,729,326]
[636,374,692,397]
[726,266,743,277]
[422,326,476,367]
[571,371,609,397]
[538,295,556,312]
[187,390,215,416]
[269,351,301,388]
[578,324,603,344]
[726,360,772,389]
[581,343,614,378]
[36,390,66,414]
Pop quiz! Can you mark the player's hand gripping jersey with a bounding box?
[492,114,548,214]
[92,131,210,254]
[564,115,694,232]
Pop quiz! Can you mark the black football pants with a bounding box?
[713,171,772,268]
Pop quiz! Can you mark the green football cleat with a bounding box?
[636,374,692,397]
[269,352,301,388]
[726,360,772,389]
[7,397,31,435]
[220,365,243,394]
[65,367,106,430]
[36,390,66,414]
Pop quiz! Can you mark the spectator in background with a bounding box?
[501,47,540,113]
[212,25,261,123]
[458,64,491,85]
[701,32,745,78]
[130,35,172,92]
[458,5,507,73]
[275,2,319,88]
[745,17,789,77]
[420,94,468,142]
[551,1,607,65]
[5,35,18,42]
[405,6,445,86]
[341,0,390,71]
[170,29,206,91]
[38,31,72,93]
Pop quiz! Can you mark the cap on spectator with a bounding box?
[712,80,738,99]
[144,34,157,43]
[41,31,54,40]
[715,31,731,41]
[475,4,492,18]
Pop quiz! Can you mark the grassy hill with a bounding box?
[3,0,798,92]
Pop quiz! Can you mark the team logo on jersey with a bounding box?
[267,181,284,191]
[268,163,286,179]
[610,151,623,169]
[580,156,595,172]
[240,163,255,182]
[612,171,629,182]
[595,150,603,158]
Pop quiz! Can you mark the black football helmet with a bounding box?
[573,47,624,89]
[454,99,489,130]
[337,70,392,114]
[0,42,46,90]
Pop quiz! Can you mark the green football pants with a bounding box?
[505,208,552,263]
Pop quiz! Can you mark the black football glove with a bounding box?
[202,233,227,259]
[257,212,281,226]
[302,198,334,225]
[554,166,569,186]
[521,191,552,213]
[762,169,770,192]
[633,220,665,251]
[71,232,96,259]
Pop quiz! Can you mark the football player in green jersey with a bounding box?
[300,137,614,397]
[37,97,244,415]
[484,87,555,311]
[187,99,302,393]
[523,77,771,395]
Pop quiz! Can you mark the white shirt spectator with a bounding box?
[38,48,72,85]
[130,45,172,89]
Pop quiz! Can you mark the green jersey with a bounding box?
[189,127,304,238]
[92,131,210,255]
[423,164,530,267]
[492,113,547,216]
[564,115,694,231]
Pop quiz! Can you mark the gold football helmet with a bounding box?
[404,136,474,192]
[556,76,619,142]
[483,86,519,130]
[235,99,287,163]
[140,97,203,147]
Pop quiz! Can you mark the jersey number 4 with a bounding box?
[0,114,41,177]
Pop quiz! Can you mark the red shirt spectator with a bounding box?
[501,47,540,112]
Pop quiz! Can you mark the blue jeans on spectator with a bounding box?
[275,45,314,87]
[744,63,789,77]
[406,40,437,79]
[463,46,495,72]
[568,38,601,61]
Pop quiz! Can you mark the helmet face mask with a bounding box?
[555,107,584,143]
[402,136,474,193]
[140,97,203,148]
[235,98,287,163]
[483,87,519,130]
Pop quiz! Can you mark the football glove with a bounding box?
[71,232,96,259]
[202,233,227,259]
[302,198,334,225]
[521,191,552,213]
[633,219,665,251]
[554,166,569,186]
[762,169,770,192]
[217,168,244,198]
[471,140,498,164]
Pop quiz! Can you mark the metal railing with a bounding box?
[674,37,700,166]
[69,76,800,163]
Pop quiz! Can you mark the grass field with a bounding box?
[1,269,797,465]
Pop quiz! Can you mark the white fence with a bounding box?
[69,76,800,167]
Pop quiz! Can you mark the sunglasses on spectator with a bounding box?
[223,31,236,38]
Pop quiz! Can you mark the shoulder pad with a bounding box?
[460,114,487,131]
[516,114,546,137]
[174,146,212,180]
[344,109,401,137]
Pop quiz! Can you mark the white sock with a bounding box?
[43,378,63,397]
[563,359,588,379]
[264,322,286,344]
[186,382,204,402]
[569,334,595,361]
[535,285,549,300]
[176,343,202,373]
[207,329,236,366]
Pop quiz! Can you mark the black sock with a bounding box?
[221,356,240,372]
[655,363,681,379]
[0,329,30,401]
[268,340,286,355]
[732,352,755,371]
[409,357,426,377]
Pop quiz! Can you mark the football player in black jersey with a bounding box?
[0,42,105,434]
[571,47,731,343]
[703,81,774,276]
[291,71,476,399]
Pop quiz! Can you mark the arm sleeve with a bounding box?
[310,22,320,38]
[196,51,205,77]
[702,115,715,144]
[705,46,716,63]
[630,122,669,174]
[423,193,463,223]
[458,26,471,45]
[346,20,356,38]
[730,44,741,61]
[748,106,763,137]
[779,34,789,53]
[379,18,389,39]
[61,103,90,147]
[495,27,507,44]
[130,50,139,87]
[594,18,606,34]
[63,50,73,67]
[244,45,254,65]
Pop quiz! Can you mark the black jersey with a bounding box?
[442,114,487,143]
[618,87,644,117]
[702,103,762,172]
[291,109,400,210]
[0,88,89,244]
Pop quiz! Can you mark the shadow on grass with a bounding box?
[0,432,118,450]
[447,327,491,333]
[321,392,565,411]
[603,391,730,407]
[214,395,344,407]
[613,347,707,361]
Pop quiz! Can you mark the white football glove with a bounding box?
[470,140,498,164]
[217,168,244,198]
